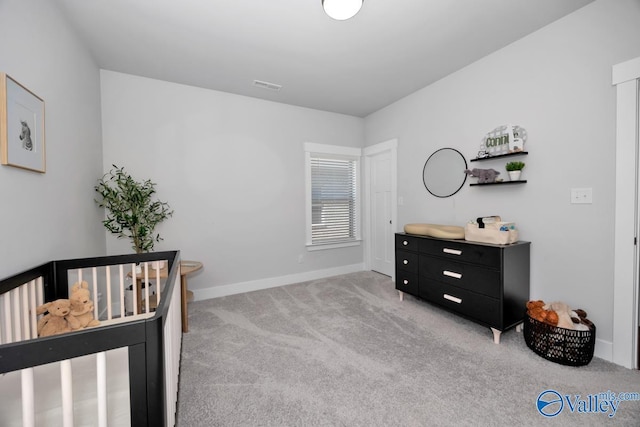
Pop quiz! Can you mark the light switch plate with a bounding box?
[571,188,593,204]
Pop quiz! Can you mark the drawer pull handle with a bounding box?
[443,270,462,279]
[443,294,462,304]
[443,248,462,256]
[403,260,409,265]
[403,280,409,285]
[403,240,408,246]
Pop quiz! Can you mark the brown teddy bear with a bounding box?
[69,281,101,329]
[526,299,594,330]
[544,301,574,329]
[526,300,555,324]
[36,299,81,337]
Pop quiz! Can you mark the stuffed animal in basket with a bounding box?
[543,301,575,329]
[527,300,593,331]
[69,281,101,328]
[464,168,501,184]
[36,299,81,337]
[526,300,557,325]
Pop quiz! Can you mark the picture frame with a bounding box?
[0,73,45,173]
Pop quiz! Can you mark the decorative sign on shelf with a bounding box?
[477,124,527,158]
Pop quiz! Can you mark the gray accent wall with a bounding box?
[364,0,640,349]
[100,71,365,291]
[0,0,105,278]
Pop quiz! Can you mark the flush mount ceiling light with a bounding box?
[322,0,364,21]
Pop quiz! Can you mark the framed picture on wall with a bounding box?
[0,73,45,173]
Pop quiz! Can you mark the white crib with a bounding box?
[0,251,183,427]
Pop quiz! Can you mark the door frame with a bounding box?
[613,56,640,369]
[363,139,398,280]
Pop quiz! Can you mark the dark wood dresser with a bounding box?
[395,232,530,343]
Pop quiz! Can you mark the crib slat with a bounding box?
[0,276,44,344]
[21,368,35,427]
[106,265,113,320]
[1,294,8,344]
[92,267,100,320]
[12,288,22,341]
[144,263,150,313]
[131,264,138,315]
[36,277,43,307]
[97,352,108,427]
[21,282,30,340]
[29,280,37,339]
[155,262,162,305]
[60,360,74,427]
[119,264,125,318]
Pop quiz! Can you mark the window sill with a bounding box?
[306,240,362,251]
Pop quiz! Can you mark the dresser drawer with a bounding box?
[396,271,419,295]
[419,255,501,299]
[418,238,501,268]
[421,280,501,327]
[396,250,419,273]
[395,234,421,251]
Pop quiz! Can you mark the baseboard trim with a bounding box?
[193,263,366,300]
[594,338,613,362]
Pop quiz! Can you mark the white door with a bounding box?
[370,150,393,276]
[613,56,640,369]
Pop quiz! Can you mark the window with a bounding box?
[304,143,361,250]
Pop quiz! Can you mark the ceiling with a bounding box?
[56,0,594,118]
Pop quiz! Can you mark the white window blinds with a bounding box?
[310,156,358,245]
[304,143,361,249]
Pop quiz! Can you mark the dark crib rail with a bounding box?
[0,261,53,298]
[0,250,181,427]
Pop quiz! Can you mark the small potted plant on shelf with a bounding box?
[94,165,174,254]
[505,161,525,181]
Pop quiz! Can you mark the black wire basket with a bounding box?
[523,313,596,366]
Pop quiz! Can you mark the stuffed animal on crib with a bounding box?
[69,281,100,328]
[464,168,501,184]
[36,299,81,337]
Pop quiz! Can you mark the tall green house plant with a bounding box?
[95,165,173,253]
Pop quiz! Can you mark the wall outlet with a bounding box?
[570,188,593,204]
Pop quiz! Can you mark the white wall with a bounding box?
[100,71,365,295]
[0,1,105,278]
[365,0,640,350]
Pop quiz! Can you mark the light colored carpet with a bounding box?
[176,271,640,426]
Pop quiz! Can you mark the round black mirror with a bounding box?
[423,148,468,198]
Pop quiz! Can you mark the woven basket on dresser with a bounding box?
[523,313,596,366]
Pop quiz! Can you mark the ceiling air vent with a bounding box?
[253,79,282,91]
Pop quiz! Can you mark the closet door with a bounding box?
[613,56,640,369]
[364,139,398,279]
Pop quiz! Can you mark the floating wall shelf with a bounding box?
[470,180,527,186]
[469,151,528,186]
[470,151,528,162]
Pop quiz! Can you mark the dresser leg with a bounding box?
[515,322,523,333]
[490,327,502,344]
[398,290,404,301]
